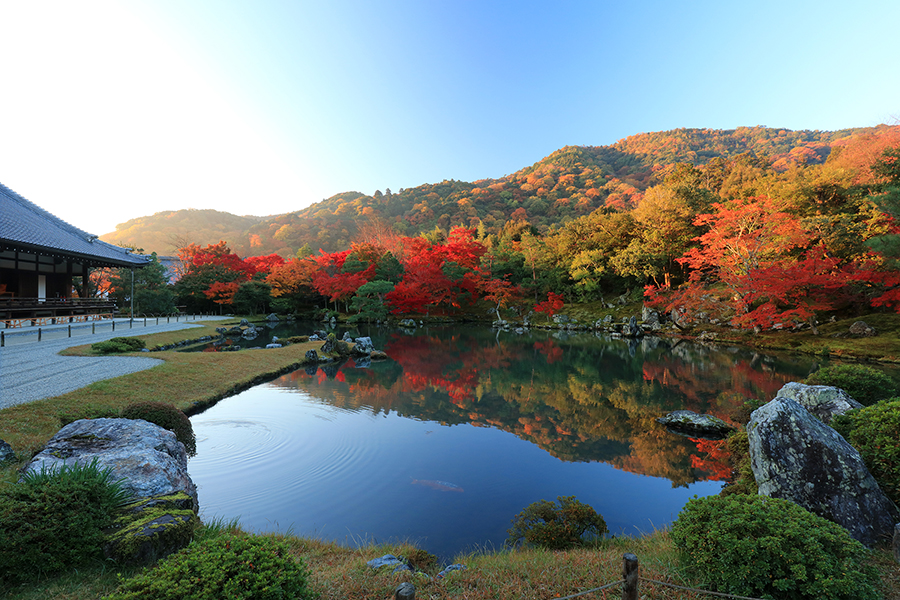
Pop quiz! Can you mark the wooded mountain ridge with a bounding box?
[100,124,898,257]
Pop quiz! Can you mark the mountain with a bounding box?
[100,124,898,257]
[101,209,266,256]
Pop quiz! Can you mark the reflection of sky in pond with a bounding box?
[189,325,818,560]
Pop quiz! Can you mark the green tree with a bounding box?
[108,253,177,315]
[231,277,273,315]
[349,280,395,322]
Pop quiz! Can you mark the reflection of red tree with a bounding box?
[689,438,732,481]
[533,340,563,364]
[642,358,791,425]
[384,334,512,403]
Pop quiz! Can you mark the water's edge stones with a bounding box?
[657,410,735,439]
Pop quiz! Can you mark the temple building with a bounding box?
[0,181,149,323]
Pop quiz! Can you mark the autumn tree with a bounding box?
[647,196,866,330]
[266,258,319,312]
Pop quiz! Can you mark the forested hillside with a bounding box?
[98,121,900,331]
[101,209,266,255]
[101,124,893,258]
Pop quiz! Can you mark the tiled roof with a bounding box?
[0,181,149,267]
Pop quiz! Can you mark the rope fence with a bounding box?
[554,554,768,600]
[0,313,211,347]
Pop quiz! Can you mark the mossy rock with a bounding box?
[104,492,199,566]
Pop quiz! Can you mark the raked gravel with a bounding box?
[0,317,229,409]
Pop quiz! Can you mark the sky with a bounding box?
[1,0,898,236]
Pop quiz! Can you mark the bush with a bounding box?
[103,533,315,600]
[91,337,146,355]
[803,363,898,406]
[0,459,133,583]
[121,401,196,456]
[670,494,880,600]
[506,495,607,550]
[831,398,900,505]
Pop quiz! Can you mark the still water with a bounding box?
[188,324,820,559]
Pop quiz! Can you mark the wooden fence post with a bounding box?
[622,553,638,600]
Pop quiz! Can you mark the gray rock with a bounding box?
[398,318,417,328]
[265,343,282,349]
[266,313,279,322]
[775,382,863,423]
[552,314,571,325]
[394,582,416,600]
[0,438,14,462]
[623,315,643,338]
[436,564,467,579]
[305,349,318,362]
[308,334,321,341]
[239,318,250,326]
[642,306,661,330]
[104,492,199,566]
[367,554,403,569]
[748,397,900,546]
[671,308,691,329]
[848,320,877,337]
[353,336,375,355]
[24,418,198,511]
[341,331,353,342]
[657,410,734,438]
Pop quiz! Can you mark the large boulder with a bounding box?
[748,397,899,546]
[775,382,862,423]
[24,418,198,511]
[657,410,735,439]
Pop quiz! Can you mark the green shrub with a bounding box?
[506,495,607,550]
[0,459,133,583]
[121,401,196,456]
[720,429,757,496]
[103,533,315,600]
[803,363,898,406]
[671,494,880,600]
[831,398,900,505]
[91,337,145,354]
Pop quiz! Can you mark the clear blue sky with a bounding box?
[1,0,897,236]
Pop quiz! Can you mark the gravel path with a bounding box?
[0,317,229,409]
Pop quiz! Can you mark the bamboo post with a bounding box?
[68,324,72,337]
[92,322,96,334]
[38,327,42,342]
[622,553,638,600]
[1,331,4,347]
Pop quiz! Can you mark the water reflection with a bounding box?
[189,325,817,558]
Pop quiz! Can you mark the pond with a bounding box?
[188,323,822,559]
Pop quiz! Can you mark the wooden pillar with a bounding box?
[622,553,638,600]
[82,264,90,298]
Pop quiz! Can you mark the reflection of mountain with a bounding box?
[268,328,806,486]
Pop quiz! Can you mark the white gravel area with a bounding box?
[0,316,229,409]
